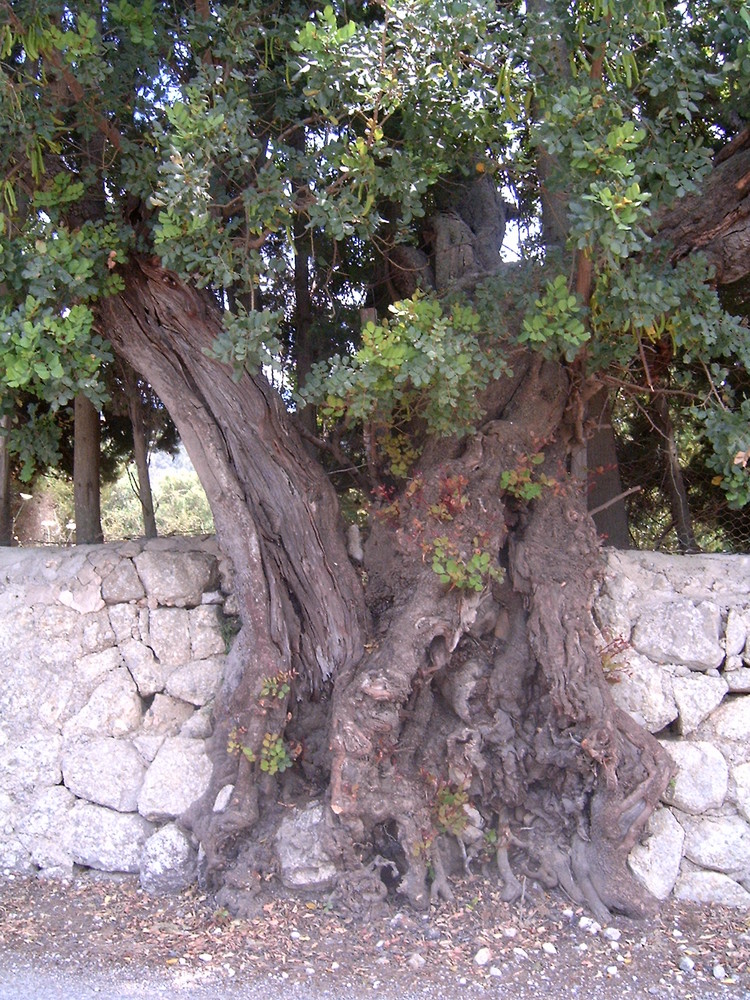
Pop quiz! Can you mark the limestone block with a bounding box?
[33,604,83,653]
[81,609,117,654]
[0,731,63,800]
[140,823,197,894]
[725,609,748,657]
[0,836,33,873]
[131,734,166,763]
[631,599,723,671]
[63,669,143,739]
[138,737,212,822]
[67,801,154,873]
[120,638,169,698]
[165,657,224,707]
[141,694,195,736]
[147,607,192,667]
[275,802,338,890]
[672,674,728,735]
[76,647,123,689]
[608,652,678,732]
[17,785,76,874]
[0,790,18,836]
[628,806,684,900]
[660,740,728,813]
[180,705,213,739]
[0,791,31,873]
[213,784,234,813]
[101,559,145,604]
[58,579,105,615]
[189,605,226,659]
[698,697,750,766]
[732,762,750,823]
[134,550,218,608]
[108,604,141,644]
[679,812,750,882]
[725,667,750,693]
[62,738,146,812]
[674,870,750,908]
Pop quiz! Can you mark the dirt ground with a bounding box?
[0,872,749,999]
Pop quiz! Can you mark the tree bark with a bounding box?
[0,410,11,546]
[659,131,750,286]
[121,363,158,539]
[73,393,103,544]
[97,255,673,921]
[98,259,365,893]
[586,389,631,549]
[650,393,698,553]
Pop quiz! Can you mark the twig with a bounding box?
[589,486,642,517]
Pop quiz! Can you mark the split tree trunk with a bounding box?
[98,260,365,887]
[98,255,673,921]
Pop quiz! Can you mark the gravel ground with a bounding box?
[0,872,748,999]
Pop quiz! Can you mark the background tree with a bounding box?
[1,0,749,921]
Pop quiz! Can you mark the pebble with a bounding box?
[603,927,621,941]
[408,953,426,971]
[607,966,619,977]
[513,948,529,961]
[489,967,503,977]
[679,957,695,973]
[578,917,601,934]
[713,964,727,980]
[502,926,518,938]
[474,947,492,966]
[542,942,557,955]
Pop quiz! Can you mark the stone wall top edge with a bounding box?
[601,547,750,567]
[0,534,219,563]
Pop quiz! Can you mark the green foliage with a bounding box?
[303,293,510,476]
[101,469,214,540]
[519,276,590,362]
[259,671,294,702]
[259,733,293,775]
[227,728,256,764]
[499,453,557,502]
[434,783,469,837]
[8,405,65,484]
[696,402,750,510]
[431,536,503,593]
[1,0,749,525]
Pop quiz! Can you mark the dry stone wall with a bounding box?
[0,541,748,906]
[0,537,235,893]
[595,550,750,909]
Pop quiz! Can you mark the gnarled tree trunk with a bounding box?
[98,254,673,921]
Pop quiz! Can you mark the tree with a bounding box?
[72,390,103,543]
[1,0,749,921]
